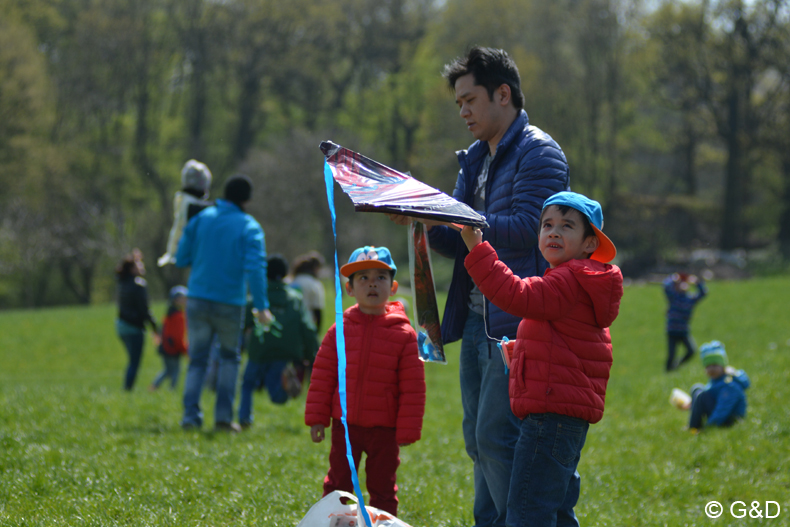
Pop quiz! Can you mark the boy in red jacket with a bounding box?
[305,246,426,516]
[461,192,623,527]
[149,286,189,391]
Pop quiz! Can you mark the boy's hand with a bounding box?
[461,226,483,251]
[310,424,325,443]
[152,333,161,347]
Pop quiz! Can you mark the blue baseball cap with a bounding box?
[542,191,617,263]
[340,246,397,277]
[169,285,188,300]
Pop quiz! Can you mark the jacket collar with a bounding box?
[461,109,530,165]
[216,198,243,212]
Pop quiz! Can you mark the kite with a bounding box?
[320,141,489,228]
[408,221,446,364]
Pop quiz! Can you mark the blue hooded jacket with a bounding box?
[175,199,269,310]
[429,110,569,343]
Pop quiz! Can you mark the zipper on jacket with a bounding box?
[355,316,374,420]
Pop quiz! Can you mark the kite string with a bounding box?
[324,161,373,527]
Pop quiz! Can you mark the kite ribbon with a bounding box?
[324,160,373,527]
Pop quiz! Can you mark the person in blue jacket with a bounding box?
[391,46,569,527]
[176,173,273,432]
[663,272,707,371]
[688,341,750,432]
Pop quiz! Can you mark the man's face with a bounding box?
[454,73,508,144]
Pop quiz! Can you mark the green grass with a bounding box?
[1,277,789,526]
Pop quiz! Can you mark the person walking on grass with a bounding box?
[461,191,623,527]
[176,174,273,432]
[149,286,189,391]
[115,249,159,391]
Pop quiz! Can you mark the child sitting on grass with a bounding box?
[149,286,188,391]
[461,191,623,527]
[687,340,750,433]
[305,246,426,517]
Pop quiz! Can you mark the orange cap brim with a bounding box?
[340,260,393,278]
[590,225,617,263]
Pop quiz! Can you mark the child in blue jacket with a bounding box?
[688,341,750,432]
[664,273,707,371]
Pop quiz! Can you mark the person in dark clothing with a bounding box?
[663,273,707,371]
[115,249,159,391]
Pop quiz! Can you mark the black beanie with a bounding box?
[224,174,253,205]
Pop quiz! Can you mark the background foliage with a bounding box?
[1,0,790,307]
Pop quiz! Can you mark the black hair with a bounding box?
[267,254,288,282]
[224,173,253,207]
[539,204,596,241]
[347,269,396,286]
[443,46,525,110]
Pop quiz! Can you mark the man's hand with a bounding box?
[461,226,483,251]
[256,308,274,326]
[310,424,326,443]
[387,213,413,226]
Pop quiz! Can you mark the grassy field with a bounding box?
[1,276,789,526]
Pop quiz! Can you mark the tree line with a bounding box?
[1,0,789,308]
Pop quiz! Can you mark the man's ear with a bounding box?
[496,83,512,107]
[390,280,399,295]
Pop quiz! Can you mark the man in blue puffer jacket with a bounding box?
[176,173,274,432]
[415,47,569,527]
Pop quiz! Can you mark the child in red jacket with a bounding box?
[305,246,425,516]
[149,286,188,391]
[461,192,624,527]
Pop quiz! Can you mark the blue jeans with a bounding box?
[238,360,288,425]
[116,319,145,391]
[181,298,244,427]
[460,311,520,527]
[152,354,182,389]
[507,413,589,527]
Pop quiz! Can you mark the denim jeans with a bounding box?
[238,359,288,425]
[667,332,696,371]
[507,413,589,527]
[460,311,520,527]
[152,355,182,390]
[116,319,145,391]
[181,298,244,427]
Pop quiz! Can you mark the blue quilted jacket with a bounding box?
[429,110,570,343]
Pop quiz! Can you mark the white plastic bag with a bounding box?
[296,491,413,527]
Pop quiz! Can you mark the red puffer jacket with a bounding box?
[465,242,623,423]
[305,302,426,444]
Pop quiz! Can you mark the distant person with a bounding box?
[289,250,326,329]
[238,255,319,429]
[389,46,570,526]
[289,250,326,383]
[305,246,426,516]
[115,249,159,391]
[176,174,273,432]
[158,160,214,267]
[663,272,707,371]
[149,286,189,391]
[687,341,750,432]
[461,191,623,527]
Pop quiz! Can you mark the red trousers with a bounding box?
[323,420,400,516]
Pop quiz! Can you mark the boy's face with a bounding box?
[345,268,396,315]
[538,205,600,268]
[705,364,725,379]
[174,295,187,310]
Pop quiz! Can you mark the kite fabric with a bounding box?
[320,141,489,228]
[408,222,446,364]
